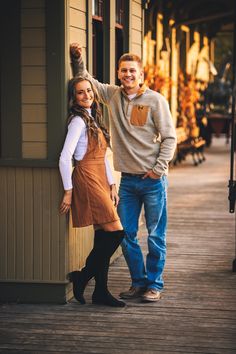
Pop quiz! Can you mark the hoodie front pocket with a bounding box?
[130,105,149,126]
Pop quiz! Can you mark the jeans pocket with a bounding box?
[148,176,162,184]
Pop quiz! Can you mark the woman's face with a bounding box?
[75,80,94,108]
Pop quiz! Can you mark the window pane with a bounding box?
[116,0,124,26]
[92,0,103,18]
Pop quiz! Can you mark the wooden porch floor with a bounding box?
[0,138,236,354]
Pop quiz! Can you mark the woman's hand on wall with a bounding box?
[59,190,72,214]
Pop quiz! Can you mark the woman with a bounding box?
[59,77,125,307]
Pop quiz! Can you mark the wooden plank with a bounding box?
[21,48,46,65]
[131,43,142,57]
[131,0,142,18]
[0,168,7,279]
[69,0,86,12]
[50,170,60,280]
[69,8,86,29]
[21,28,46,47]
[22,142,47,159]
[58,213,68,282]
[22,86,47,104]
[42,169,51,280]
[131,28,142,44]
[22,104,47,123]
[21,8,45,27]
[7,169,16,279]
[68,216,76,271]
[15,168,25,280]
[50,169,65,281]
[21,67,46,85]
[83,227,93,269]
[69,27,86,47]
[24,169,34,279]
[132,15,142,31]
[32,169,43,279]
[22,123,47,142]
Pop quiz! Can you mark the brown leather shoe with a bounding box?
[141,288,161,302]
[119,286,146,299]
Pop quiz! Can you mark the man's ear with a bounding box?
[117,69,121,79]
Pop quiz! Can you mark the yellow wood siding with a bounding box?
[70,0,86,12]
[68,0,87,78]
[21,0,47,159]
[130,0,143,57]
[69,7,86,28]
[70,27,87,47]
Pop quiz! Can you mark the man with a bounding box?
[70,43,177,302]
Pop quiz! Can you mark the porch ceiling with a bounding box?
[147,0,235,37]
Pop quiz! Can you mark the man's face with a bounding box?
[118,61,143,93]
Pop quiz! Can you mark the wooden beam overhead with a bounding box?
[173,11,234,27]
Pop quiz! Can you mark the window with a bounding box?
[116,0,124,26]
[92,0,103,18]
[92,0,104,81]
[115,0,125,84]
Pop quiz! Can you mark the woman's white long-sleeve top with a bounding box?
[59,114,115,190]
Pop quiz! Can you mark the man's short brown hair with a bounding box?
[118,53,142,68]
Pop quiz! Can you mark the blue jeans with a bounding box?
[118,175,167,291]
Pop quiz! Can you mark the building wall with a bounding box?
[68,0,87,65]
[0,0,79,302]
[130,0,143,57]
[0,1,66,294]
[21,0,47,159]
[0,167,66,282]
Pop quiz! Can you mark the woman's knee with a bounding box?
[99,220,123,232]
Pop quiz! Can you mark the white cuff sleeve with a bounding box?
[105,155,115,186]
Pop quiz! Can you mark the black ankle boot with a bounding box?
[92,290,125,307]
[67,271,87,304]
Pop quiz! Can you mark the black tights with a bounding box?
[69,229,125,306]
[81,229,125,291]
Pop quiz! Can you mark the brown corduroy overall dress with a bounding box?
[71,128,119,228]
